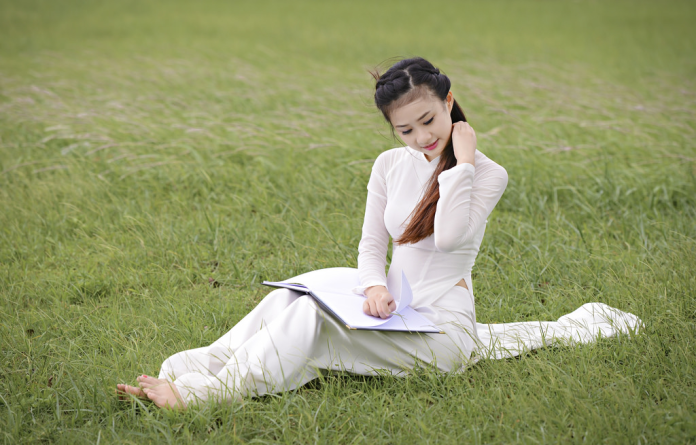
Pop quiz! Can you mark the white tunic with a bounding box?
[356,146,508,308]
[158,146,643,405]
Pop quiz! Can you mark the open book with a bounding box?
[262,267,443,334]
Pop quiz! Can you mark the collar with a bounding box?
[403,145,441,165]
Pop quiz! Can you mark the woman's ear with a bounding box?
[446,91,454,113]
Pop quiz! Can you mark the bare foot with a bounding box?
[138,375,187,410]
[115,383,146,401]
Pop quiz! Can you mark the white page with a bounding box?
[312,291,393,328]
[311,290,440,332]
[369,307,442,333]
[283,267,361,293]
[285,268,411,312]
[265,268,442,333]
[394,271,413,313]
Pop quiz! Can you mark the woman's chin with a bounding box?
[423,146,444,161]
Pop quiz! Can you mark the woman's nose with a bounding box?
[416,130,432,146]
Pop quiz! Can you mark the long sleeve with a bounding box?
[355,155,391,294]
[433,150,508,253]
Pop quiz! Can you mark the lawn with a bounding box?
[1,0,695,443]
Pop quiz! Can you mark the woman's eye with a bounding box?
[402,129,412,135]
[424,117,434,125]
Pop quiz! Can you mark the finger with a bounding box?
[372,301,381,318]
[364,300,375,316]
[375,296,386,318]
[377,302,387,319]
[368,300,379,317]
[378,298,391,319]
[383,296,395,315]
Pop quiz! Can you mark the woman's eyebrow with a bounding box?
[395,111,431,127]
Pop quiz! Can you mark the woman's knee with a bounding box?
[276,295,325,334]
[294,295,324,320]
[158,352,181,380]
[263,288,303,307]
[159,347,212,380]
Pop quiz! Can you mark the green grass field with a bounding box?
[1,0,695,443]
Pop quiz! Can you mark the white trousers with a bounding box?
[159,286,478,404]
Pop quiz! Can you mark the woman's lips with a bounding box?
[423,140,439,151]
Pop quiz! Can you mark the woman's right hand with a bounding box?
[363,285,397,319]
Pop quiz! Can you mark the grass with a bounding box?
[0,0,695,443]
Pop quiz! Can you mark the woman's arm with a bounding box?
[434,124,508,252]
[356,154,398,318]
[356,155,390,292]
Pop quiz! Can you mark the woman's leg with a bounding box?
[116,288,302,405]
[170,294,325,403]
[170,286,479,405]
[158,288,303,382]
[116,289,301,408]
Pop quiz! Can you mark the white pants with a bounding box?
[159,286,477,405]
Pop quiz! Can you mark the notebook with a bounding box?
[262,267,442,334]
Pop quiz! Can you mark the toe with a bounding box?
[144,388,158,403]
[116,384,127,399]
[138,375,164,388]
[143,385,185,410]
[124,385,145,397]
[117,384,146,400]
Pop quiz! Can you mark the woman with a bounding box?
[116,57,640,409]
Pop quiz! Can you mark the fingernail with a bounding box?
[143,375,148,378]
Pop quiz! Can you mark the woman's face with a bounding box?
[389,91,454,162]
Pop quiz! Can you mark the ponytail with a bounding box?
[393,99,466,245]
[372,57,467,244]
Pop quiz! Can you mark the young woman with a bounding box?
[116,57,640,409]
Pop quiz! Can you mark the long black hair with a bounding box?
[371,57,467,244]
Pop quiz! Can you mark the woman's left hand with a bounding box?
[451,121,476,166]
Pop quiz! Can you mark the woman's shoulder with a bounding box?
[374,146,409,161]
[371,146,410,172]
[475,149,506,170]
[474,150,509,186]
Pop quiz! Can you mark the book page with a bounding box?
[311,290,440,332]
[394,271,413,313]
[366,307,441,333]
[312,291,392,328]
[264,268,441,333]
[283,267,361,293]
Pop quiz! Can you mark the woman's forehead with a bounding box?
[390,96,445,127]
